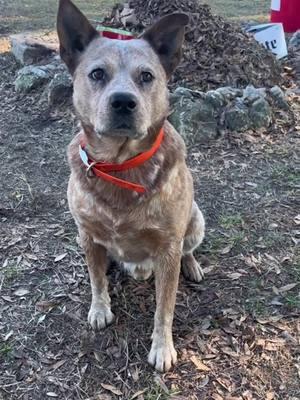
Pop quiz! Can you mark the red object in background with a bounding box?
[270,0,300,33]
[98,29,134,40]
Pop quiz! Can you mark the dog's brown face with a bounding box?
[57,0,188,139]
[72,39,169,139]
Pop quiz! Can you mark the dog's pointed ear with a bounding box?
[57,0,98,74]
[141,13,189,79]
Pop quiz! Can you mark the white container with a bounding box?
[247,23,288,59]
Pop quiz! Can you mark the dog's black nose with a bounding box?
[110,92,137,113]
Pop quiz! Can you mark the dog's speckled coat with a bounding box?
[57,0,205,372]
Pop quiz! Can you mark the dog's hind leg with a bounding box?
[181,201,205,282]
[80,231,114,329]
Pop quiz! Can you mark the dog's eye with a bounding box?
[141,71,154,83]
[89,68,105,81]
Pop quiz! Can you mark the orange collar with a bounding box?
[79,128,164,193]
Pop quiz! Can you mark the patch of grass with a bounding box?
[0,0,115,34]
[270,166,300,186]
[204,229,246,255]
[285,294,300,309]
[260,231,287,249]
[0,0,270,34]
[2,263,21,281]
[144,385,180,400]
[206,0,269,21]
[219,213,243,229]
[245,297,268,316]
[0,343,13,359]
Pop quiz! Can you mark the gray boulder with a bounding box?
[168,93,218,144]
[225,101,251,132]
[215,86,243,101]
[242,85,266,104]
[288,30,300,52]
[10,33,55,65]
[249,97,272,128]
[269,86,289,110]
[15,65,52,92]
[205,90,227,109]
[47,72,73,106]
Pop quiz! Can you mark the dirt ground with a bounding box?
[0,47,299,399]
[0,0,300,399]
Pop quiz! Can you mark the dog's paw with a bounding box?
[148,337,177,372]
[181,254,204,283]
[88,303,114,330]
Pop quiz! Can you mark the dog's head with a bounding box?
[57,0,188,139]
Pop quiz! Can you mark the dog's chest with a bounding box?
[73,189,164,263]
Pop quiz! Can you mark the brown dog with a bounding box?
[57,0,205,372]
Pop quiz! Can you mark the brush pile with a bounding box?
[103,0,284,91]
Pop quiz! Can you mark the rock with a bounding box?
[10,33,56,65]
[15,65,52,92]
[288,30,300,51]
[174,86,194,98]
[169,95,218,144]
[249,97,272,129]
[215,87,243,101]
[205,90,227,109]
[269,86,289,110]
[47,72,73,106]
[225,101,250,132]
[242,85,266,104]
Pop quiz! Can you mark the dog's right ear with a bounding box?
[57,0,98,74]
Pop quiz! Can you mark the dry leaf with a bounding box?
[278,283,297,293]
[36,300,58,312]
[131,390,146,399]
[265,339,285,351]
[13,288,30,297]
[212,394,223,400]
[2,295,14,303]
[94,352,102,362]
[219,244,233,255]
[202,265,215,274]
[54,253,67,262]
[199,376,209,388]
[4,331,13,341]
[50,360,66,371]
[266,391,275,399]
[154,375,169,393]
[294,214,300,225]
[190,355,211,371]
[100,383,122,396]
[226,272,242,280]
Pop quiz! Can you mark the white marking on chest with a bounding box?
[123,259,154,280]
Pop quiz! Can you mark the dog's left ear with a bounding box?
[142,13,189,79]
[57,0,98,74]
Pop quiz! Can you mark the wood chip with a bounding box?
[190,355,211,371]
[100,383,122,396]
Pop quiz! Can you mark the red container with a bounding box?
[270,0,300,33]
[97,27,135,40]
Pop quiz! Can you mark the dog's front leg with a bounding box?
[80,231,114,329]
[148,248,181,372]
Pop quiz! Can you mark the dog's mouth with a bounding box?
[96,122,145,139]
[116,123,131,130]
